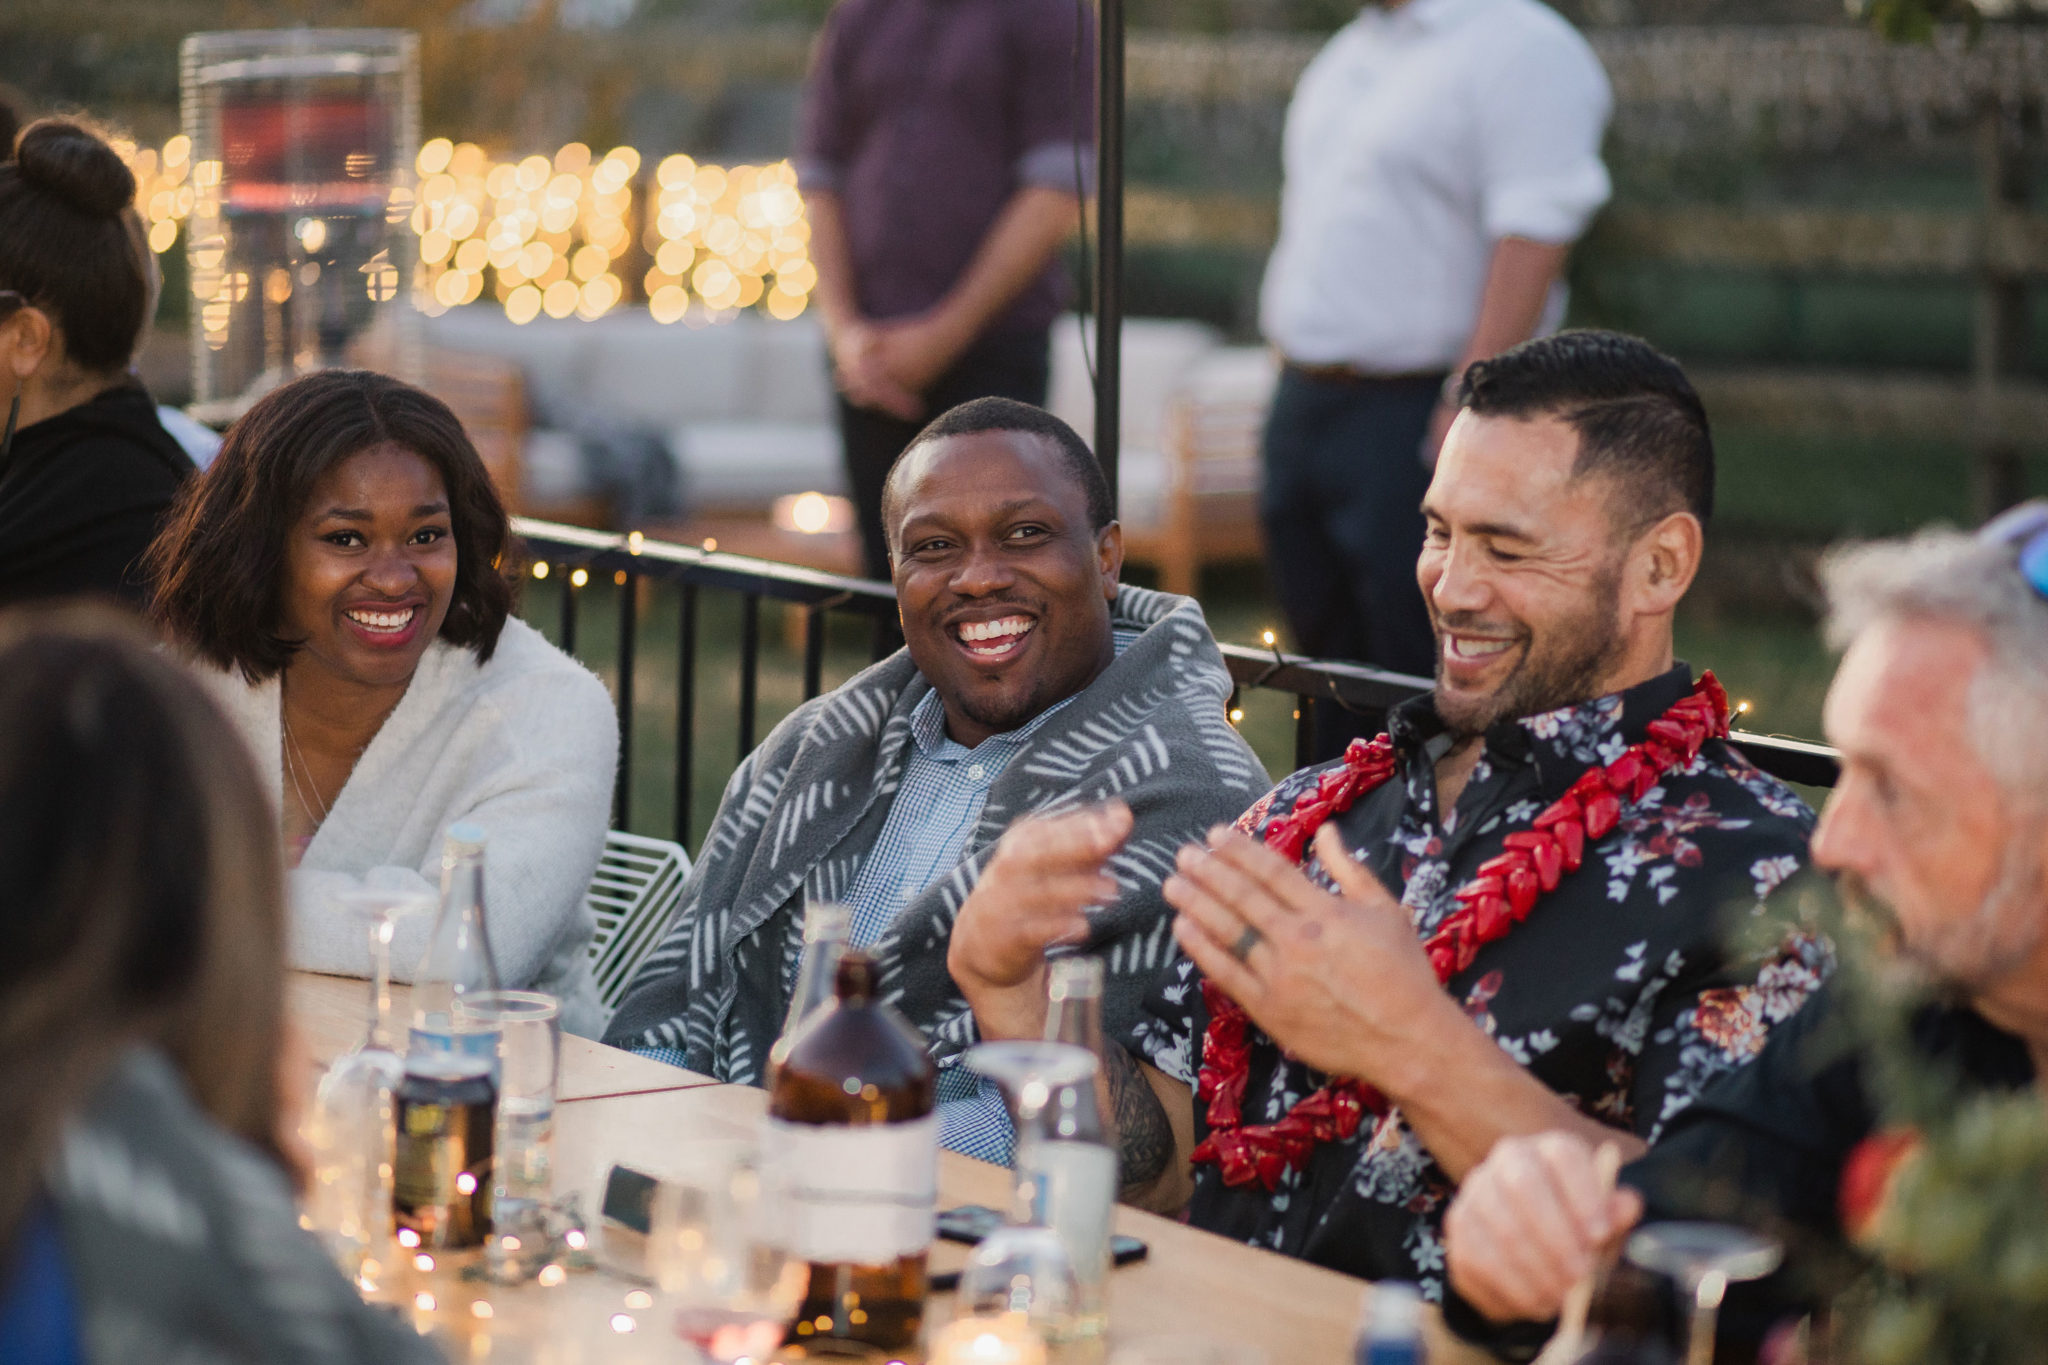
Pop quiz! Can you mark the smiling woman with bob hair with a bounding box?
[145,369,616,1035]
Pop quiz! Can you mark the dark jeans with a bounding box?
[837,328,1052,580]
[1260,366,1441,758]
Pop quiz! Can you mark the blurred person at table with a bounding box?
[798,0,1093,581]
[1257,0,1611,719]
[605,397,1267,1161]
[144,369,617,1036]
[0,118,195,610]
[0,606,441,1365]
[954,332,1822,1293]
[1441,510,2048,1353]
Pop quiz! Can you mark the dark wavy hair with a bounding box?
[145,369,517,681]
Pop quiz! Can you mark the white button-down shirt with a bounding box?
[1258,0,1613,374]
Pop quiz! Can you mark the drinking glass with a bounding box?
[455,988,560,1268]
[1625,1223,1783,1365]
[958,1042,1096,1341]
[333,886,441,1084]
[306,887,436,1280]
[646,1142,807,1363]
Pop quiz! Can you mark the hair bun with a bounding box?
[14,119,136,219]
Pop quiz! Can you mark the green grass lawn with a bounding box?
[522,561,1839,853]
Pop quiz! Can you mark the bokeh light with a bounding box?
[114,133,816,326]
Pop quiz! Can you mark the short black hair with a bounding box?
[880,397,1115,553]
[1457,329,1714,526]
[145,370,517,682]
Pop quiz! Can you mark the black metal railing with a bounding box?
[513,517,1839,848]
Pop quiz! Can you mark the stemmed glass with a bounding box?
[306,887,437,1281]
[1625,1223,1783,1365]
[647,1141,808,1363]
[958,1042,1096,1342]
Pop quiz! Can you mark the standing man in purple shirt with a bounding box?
[796,0,1095,580]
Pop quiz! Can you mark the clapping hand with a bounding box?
[948,803,1132,1043]
[1162,823,1462,1087]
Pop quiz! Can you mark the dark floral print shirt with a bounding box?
[1127,666,1829,1297]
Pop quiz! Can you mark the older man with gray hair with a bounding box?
[1439,504,2048,1346]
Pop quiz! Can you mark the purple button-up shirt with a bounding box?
[795,0,1095,337]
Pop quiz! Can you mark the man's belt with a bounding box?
[1281,357,1450,387]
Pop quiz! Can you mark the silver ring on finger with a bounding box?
[1229,923,1262,965]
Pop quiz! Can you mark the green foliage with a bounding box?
[1849,0,1985,42]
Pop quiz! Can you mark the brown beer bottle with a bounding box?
[767,951,937,1354]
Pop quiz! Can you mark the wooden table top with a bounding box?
[290,971,719,1101]
[287,972,1493,1364]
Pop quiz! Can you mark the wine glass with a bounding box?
[1625,1222,1783,1365]
[647,1142,807,1363]
[958,1042,1098,1342]
[306,887,436,1279]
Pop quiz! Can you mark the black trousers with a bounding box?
[837,328,1051,581]
[1260,366,1442,759]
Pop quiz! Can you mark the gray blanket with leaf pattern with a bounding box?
[604,584,1270,1084]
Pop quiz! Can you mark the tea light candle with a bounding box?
[928,1312,1048,1365]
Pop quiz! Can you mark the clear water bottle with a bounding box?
[768,902,852,1076]
[1355,1282,1426,1365]
[409,822,503,1072]
[1023,955,1118,1338]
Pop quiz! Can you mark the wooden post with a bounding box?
[1972,104,2029,521]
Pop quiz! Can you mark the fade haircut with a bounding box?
[1457,329,1714,529]
[1821,525,2048,801]
[880,397,1115,554]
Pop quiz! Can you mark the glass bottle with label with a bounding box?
[1031,955,1118,1336]
[766,951,937,1354]
[409,822,503,1071]
[391,1047,496,1250]
[768,902,852,1078]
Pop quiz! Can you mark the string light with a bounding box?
[109,135,816,327]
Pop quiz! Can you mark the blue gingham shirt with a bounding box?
[642,633,1137,1166]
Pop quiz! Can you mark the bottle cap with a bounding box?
[1361,1281,1422,1340]
[804,902,852,942]
[1048,954,1105,999]
[446,821,487,853]
[834,950,879,1001]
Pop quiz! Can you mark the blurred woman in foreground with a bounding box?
[146,369,616,1035]
[0,606,439,1363]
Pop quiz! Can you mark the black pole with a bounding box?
[1094,0,1123,500]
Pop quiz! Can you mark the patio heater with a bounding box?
[1094,0,1124,500]
[180,29,421,422]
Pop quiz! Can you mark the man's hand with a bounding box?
[871,310,974,400]
[949,803,1133,1040]
[1444,1132,1646,1324]
[1162,823,1462,1085]
[830,318,924,420]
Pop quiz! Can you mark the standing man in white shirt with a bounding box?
[1259,0,1612,728]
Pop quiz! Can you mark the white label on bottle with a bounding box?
[760,1114,938,1265]
[1022,1140,1118,1283]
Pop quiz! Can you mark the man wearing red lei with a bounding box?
[1443,507,2048,1355]
[950,331,1824,1298]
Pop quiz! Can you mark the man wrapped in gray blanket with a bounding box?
[604,398,1271,1162]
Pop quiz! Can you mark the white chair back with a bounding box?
[584,829,692,1023]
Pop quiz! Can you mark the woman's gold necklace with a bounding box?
[282,711,331,828]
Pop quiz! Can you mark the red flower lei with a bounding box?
[1189,673,1731,1191]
